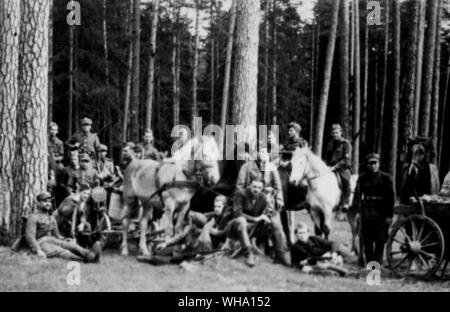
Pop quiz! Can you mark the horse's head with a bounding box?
[408,143,426,176]
[289,147,309,186]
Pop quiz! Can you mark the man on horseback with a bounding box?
[142,129,162,161]
[324,124,352,212]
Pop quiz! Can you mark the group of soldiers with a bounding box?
[21,117,397,273]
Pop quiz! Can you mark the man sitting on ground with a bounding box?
[24,191,101,262]
[291,222,354,276]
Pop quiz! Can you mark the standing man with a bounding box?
[67,118,101,160]
[97,144,116,184]
[325,124,353,212]
[142,129,162,161]
[67,154,100,191]
[353,154,395,265]
[48,122,64,163]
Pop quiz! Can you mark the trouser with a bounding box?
[361,218,389,264]
[336,169,352,206]
[228,214,288,257]
[39,236,91,261]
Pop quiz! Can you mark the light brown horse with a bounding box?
[120,136,221,256]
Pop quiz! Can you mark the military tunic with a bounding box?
[68,131,101,157]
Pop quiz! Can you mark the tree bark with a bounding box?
[430,0,442,164]
[171,0,180,127]
[271,0,278,125]
[339,0,350,137]
[192,0,200,129]
[376,0,389,154]
[68,24,74,137]
[220,0,236,134]
[400,0,419,165]
[361,0,369,144]
[122,0,134,143]
[314,0,340,155]
[232,0,260,145]
[48,0,53,125]
[388,0,401,184]
[310,21,316,145]
[439,48,450,169]
[145,0,160,131]
[14,0,49,236]
[130,0,141,142]
[352,0,361,174]
[103,0,113,151]
[413,0,425,136]
[0,0,20,234]
[263,0,270,125]
[210,0,215,124]
[419,0,439,137]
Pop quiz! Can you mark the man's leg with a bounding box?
[361,218,375,264]
[339,169,352,210]
[40,241,84,261]
[269,214,290,266]
[44,237,99,262]
[374,220,389,265]
[228,217,255,267]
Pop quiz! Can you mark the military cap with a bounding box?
[80,153,91,162]
[288,122,302,134]
[331,124,343,132]
[79,183,91,192]
[366,153,380,163]
[81,117,93,125]
[99,144,108,152]
[36,191,52,201]
[49,122,59,129]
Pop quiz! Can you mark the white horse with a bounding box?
[289,147,358,242]
[121,135,221,256]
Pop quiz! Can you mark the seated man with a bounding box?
[24,191,100,262]
[137,210,210,265]
[228,176,290,267]
[291,222,354,276]
[197,195,233,251]
[53,184,93,239]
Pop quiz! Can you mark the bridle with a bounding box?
[293,152,333,184]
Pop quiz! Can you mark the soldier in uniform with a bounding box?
[142,129,162,161]
[67,154,100,191]
[97,144,115,183]
[353,154,395,265]
[65,153,82,193]
[48,122,64,163]
[24,191,100,262]
[67,118,101,159]
[324,124,353,211]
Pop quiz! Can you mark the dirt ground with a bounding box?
[1,211,449,292]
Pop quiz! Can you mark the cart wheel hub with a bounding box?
[408,241,422,254]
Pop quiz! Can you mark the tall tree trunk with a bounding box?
[48,0,53,125]
[352,0,361,174]
[339,0,350,137]
[0,0,20,235]
[400,0,419,167]
[413,0,426,136]
[310,21,316,145]
[232,0,260,146]
[130,0,141,142]
[192,0,200,129]
[14,0,49,236]
[145,0,160,131]
[171,0,180,126]
[361,0,369,144]
[419,0,439,137]
[210,0,215,124]
[220,0,236,134]
[68,24,74,137]
[271,0,277,124]
[388,0,401,184]
[122,0,134,143]
[314,0,340,155]
[263,0,270,125]
[430,0,442,164]
[103,0,113,151]
[439,48,450,169]
[74,26,79,134]
[376,0,390,154]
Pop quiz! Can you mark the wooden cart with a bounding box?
[387,198,450,279]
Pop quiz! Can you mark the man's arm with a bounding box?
[51,216,64,240]
[235,164,248,193]
[334,141,352,170]
[271,169,284,209]
[24,215,41,254]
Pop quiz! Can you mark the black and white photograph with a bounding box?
[1,0,450,294]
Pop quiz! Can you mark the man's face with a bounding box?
[38,198,52,211]
[295,228,309,243]
[288,128,298,139]
[249,181,264,196]
[100,151,107,160]
[367,161,380,173]
[331,129,342,140]
[82,124,91,133]
[144,133,153,144]
[179,129,188,142]
[49,126,58,137]
[214,201,225,216]
[70,155,79,166]
[80,190,91,202]
[80,159,89,169]
[258,149,269,162]
[122,147,133,159]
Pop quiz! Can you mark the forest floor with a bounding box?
[1,211,449,292]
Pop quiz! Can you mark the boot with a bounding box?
[91,241,102,263]
[245,251,256,267]
[275,251,291,267]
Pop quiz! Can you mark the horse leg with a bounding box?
[288,211,296,244]
[174,201,189,235]
[322,205,332,240]
[138,206,152,257]
[309,207,323,237]
[121,212,130,256]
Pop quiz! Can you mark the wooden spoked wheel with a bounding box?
[387,215,445,279]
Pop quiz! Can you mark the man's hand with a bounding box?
[258,215,271,224]
[37,250,46,258]
[77,223,85,233]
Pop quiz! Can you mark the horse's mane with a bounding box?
[299,147,330,175]
[172,136,221,162]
